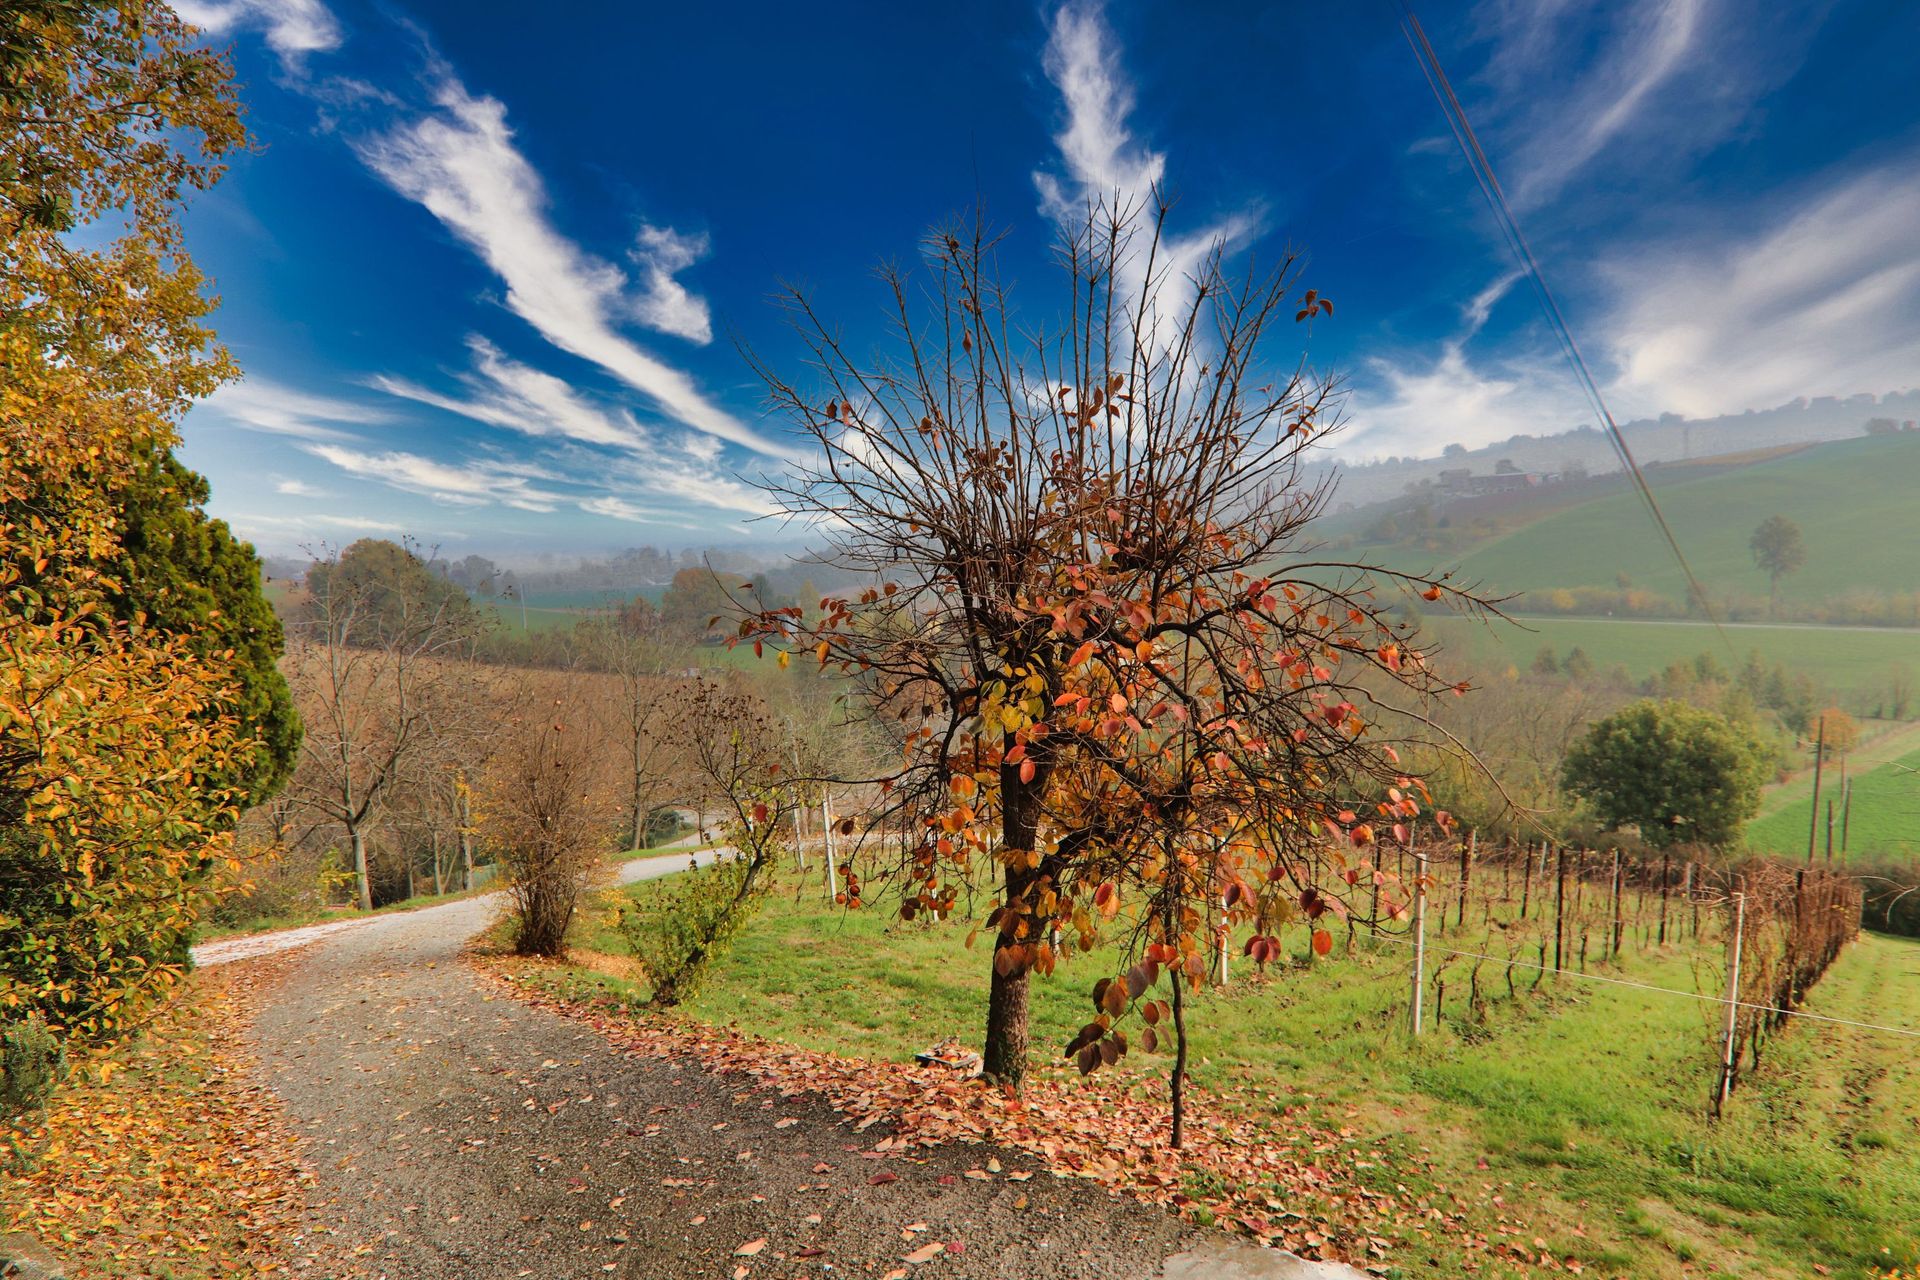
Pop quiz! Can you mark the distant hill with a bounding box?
[1314,388,1920,511]
[1326,432,1920,621]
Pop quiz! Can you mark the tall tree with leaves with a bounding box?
[1,1,261,1037]
[741,202,1491,1091]
[115,451,299,804]
[1561,700,1767,849]
[1749,515,1805,618]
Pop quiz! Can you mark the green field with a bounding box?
[1747,736,1920,862]
[1375,434,1920,611]
[1422,613,1918,701]
[537,864,1920,1279]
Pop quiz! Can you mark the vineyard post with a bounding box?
[1611,850,1625,960]
[1825,799,1835,864]
[1369,850,1381,928]
[1411,845,1429,1037]
[1658,853,1671,945]
[1458,831,1473,929]
[792,741,808,872]
[1691,862,1702,939]
[1717,889,1747,1113]
[1806,716,1826,863]
[1520,843,1533,919]
[1553,846,1566,976]
[1841,777,1852,853]
[821,794,839,900]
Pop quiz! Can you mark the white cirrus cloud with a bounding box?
[172,0,342,71]
[1032,1,1258,354]
[355,77,791,458]
[195,377,391,441]
[1601,161,1920,421]
[629,224,713,345]
[304,443,568,512]
[1470,0,1820,213]
[371,335,655,453]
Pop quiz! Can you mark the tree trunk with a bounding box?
[982,957,1031,1085]
[352,825,372,911]
[1165,878,1188,1149]
[983,775,1042,1088]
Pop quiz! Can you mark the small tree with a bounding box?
[1749,515,1805,617]
[1810,706,1858,758]
[742,202,1492,1091]
[625,681,791,1004]
[483,678,617,956]
[1561,699,1767,848]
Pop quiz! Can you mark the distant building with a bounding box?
[1434,467,1542,498]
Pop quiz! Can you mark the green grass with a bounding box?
[1746,737,1920,861]
[543,864,1920,1279]
[1383,434,1920,610]
[1422,613,1917,700]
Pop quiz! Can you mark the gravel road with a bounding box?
[230,854,1360,1280]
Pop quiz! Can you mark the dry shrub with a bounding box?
[481,677,618,956]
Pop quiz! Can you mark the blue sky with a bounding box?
[171,0,1920,558]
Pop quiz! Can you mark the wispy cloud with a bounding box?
[1032,1,1257,352]
[355,76,788,458]
[273,477,331,497]
[196,377,391,441]
[1479,0,1706,209]
[304,443,568,511]
[1347,342,1588,458]
[173,0,342,73]
[1602,160,1920,420]
[629,224,713,344]
[371,336,655,452]
[233,511,419,535]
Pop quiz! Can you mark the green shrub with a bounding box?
[617,855,766,1006]
[1,1014,66,1120]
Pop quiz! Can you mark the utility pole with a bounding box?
[1717,889,1747,1113]
[1411,846,1429,1037]
[1825,799,1836,864]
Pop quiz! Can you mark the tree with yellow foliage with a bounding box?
[1,2,271,1040]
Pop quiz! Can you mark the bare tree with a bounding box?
[284,545,476,910]
[581,615,690,852]
[482,675,618,956]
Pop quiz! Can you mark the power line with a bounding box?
[1394,4,1735,657]
[1362,930,1920,1041]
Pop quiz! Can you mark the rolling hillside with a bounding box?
[1339,432,1920,614]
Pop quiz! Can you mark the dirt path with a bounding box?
[231,858,1355,1279]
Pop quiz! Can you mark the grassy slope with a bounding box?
[559,867,1920,1279]
[1371,434,1920,609]
[1421,613,1917,699]
[1746,739,1920,862]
